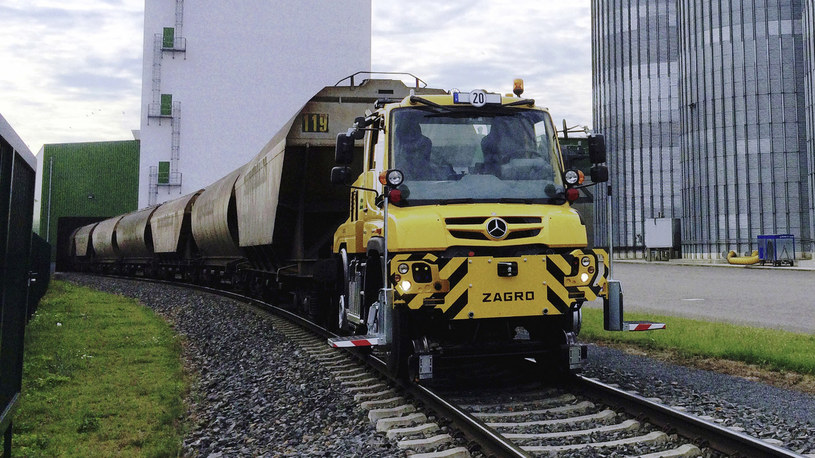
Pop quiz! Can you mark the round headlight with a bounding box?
[400,280,412,291]
[581,256,591,267]
[386,169,404,187]
[398,263,409,274]
[564,169,580,185]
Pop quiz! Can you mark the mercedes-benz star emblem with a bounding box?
[485,217,508,240]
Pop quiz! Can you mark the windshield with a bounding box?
[390,107,564,205]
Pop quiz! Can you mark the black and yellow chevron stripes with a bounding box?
[390,249,608,320]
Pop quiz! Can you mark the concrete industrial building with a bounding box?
[592,0,815,260]
[139,0,372,207]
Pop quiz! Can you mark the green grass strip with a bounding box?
[581,307,815,375]
[9,280,186,457]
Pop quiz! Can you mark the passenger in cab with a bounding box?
[479,116,538,177]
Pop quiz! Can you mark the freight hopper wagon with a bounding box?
[70,75,448,309]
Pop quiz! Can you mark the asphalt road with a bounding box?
[585,261,815,334]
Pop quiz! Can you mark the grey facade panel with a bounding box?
[805,0,815,246]
[678,0,810,257]
[592,0,813,258]
[592,0,682,252]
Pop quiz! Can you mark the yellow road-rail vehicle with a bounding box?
[69,73,623,381]
[326,76,612,380]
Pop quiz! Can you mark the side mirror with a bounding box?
[330,166,353,185]
[335,134,355,164]
[349,117,369,140]
[590,165,609,183]
[587,134,607,164]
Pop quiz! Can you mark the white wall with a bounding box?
[139,0,371,208]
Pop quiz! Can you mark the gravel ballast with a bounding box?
[63,274,397,457]
[63,274,815,456]
[584,345,815,454]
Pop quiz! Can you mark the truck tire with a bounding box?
[365,252,411,380]
[387,303,411,380]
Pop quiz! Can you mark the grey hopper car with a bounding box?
[190,167,245,266]
[91,216,124,262]
[73,223,98,259]
[235,78,445,278]
[116,206,160,263]
[150,190,201,255]
[66,77,444,293]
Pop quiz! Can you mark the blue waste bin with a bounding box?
[757,234,795,266]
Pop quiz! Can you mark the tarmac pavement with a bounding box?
[584,259,815,334]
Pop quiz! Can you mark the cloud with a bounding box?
[0,1,143,152]
[372,0,592,127]
[0,0,592,153]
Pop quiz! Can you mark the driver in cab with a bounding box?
[393,116,455,181]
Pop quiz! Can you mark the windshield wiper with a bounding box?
[504,98,535,107]
[409,96,452,112]
[498,198,533,204]
[439,198,474,205]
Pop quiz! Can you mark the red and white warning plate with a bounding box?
[625,321,667,331]
[327,335,383,348]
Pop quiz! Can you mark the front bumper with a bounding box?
[391,249,608,320]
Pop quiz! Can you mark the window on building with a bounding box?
[158,161,170,184]
[160,94,172,116]
[163,28,175,49]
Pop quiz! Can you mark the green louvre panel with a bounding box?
[37,140,140,261]
[160,94,172,116]
[163,27,175,48]
[158,161,170,184]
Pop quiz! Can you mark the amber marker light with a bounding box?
[513,79,524,97]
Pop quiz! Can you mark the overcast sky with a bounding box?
[0,0,592,154]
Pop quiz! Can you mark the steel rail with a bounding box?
[363,354,530,458]
[408,380,531,458]
[575,376,805,458]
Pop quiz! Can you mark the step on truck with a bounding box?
[327,76,620,381]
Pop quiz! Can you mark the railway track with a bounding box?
[98,275,806,457]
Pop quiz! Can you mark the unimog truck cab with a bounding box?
[329,81,612,380]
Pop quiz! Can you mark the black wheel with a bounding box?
[365,253,411,380]
[362,254,382,328]
[252,278,265,299]
[530,325,575,383]
[190,268,202,285]
[230,271,246,292]
[327,249,350,332]
[387,303,411,380]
